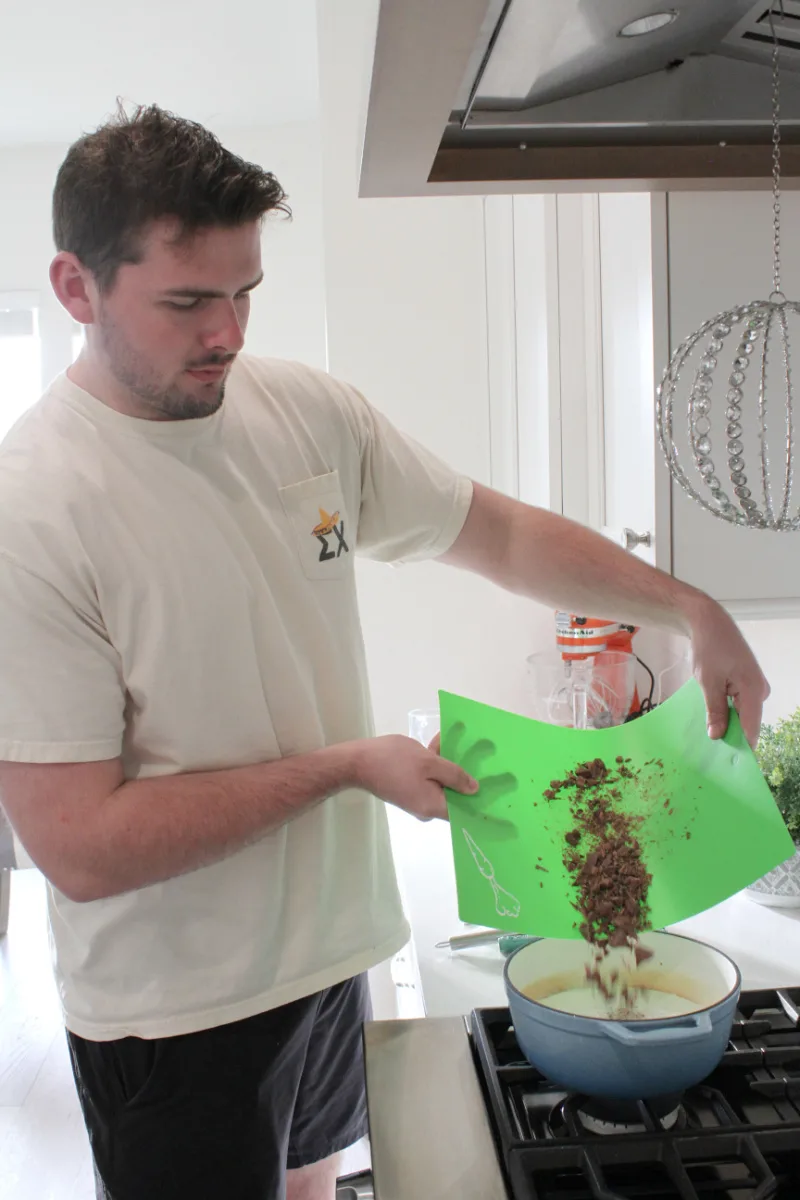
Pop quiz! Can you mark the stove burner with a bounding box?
[470,990,800,1199]
[574,1096,683,1136]
[545,1092,686,1138]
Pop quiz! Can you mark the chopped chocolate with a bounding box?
[544,754,657,950]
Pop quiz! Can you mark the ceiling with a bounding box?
[1,0,319,146]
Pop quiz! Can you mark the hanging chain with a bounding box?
[769,0,785,298]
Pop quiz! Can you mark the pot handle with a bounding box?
[600,1010,713,1045]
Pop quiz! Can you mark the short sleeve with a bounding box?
[342,387,474,563]
[0,555,125,763]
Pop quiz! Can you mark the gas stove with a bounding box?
[470,989,800,1200]
[357,987,800,1200]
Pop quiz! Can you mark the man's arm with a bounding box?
[0,738,478,903]
[439,482,769,745]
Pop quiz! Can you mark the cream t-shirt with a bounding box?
[0,355,473,1040]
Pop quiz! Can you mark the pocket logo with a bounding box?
[312,507,350,562]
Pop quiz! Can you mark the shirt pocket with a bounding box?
[279,470,354,581]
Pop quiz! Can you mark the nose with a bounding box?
[201,300,246,355]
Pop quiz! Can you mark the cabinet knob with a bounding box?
[621,528,653,552]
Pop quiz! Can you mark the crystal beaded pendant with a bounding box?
[655,300,799,530]
[655,4,800,532]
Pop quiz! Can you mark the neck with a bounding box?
[67,353,168,422]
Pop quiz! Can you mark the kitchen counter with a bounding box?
[417,890,800,1018]
[364,1017,506,1200]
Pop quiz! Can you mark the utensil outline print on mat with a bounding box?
[440,721,522,918]
[463,830,521,918]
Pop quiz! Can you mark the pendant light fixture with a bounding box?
[656,1,800,530]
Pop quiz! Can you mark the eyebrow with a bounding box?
[160,272,264,300]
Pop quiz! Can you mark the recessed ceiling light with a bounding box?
[619,11,678,37]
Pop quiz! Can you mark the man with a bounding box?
[0,105,767,1200]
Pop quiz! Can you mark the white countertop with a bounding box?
[417,890,800,1018]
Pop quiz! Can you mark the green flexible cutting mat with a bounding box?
[439,679,794,938]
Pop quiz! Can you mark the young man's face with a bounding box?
[86,219,263,420]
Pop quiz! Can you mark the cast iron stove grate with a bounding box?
[470,989,800,1200]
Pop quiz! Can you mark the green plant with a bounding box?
[756,709,800,844]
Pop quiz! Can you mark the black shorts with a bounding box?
[67,974,372,1200]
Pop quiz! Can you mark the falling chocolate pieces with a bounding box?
[542,755,661,949]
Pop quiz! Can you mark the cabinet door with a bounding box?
[552,193,670,571]
[485,192,671,574]
[498,192,612,527]
[487,193,669,554]
[484,194,562,511]
[596,194,667,569]
[667,191,800,614]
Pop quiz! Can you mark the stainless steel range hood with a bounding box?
[359,0,800,196]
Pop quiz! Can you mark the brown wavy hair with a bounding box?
[53,103,290,291]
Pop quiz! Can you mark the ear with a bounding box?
[49,252,98,325]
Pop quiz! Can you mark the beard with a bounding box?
[97,313,230,420]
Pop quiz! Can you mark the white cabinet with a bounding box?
[485,192,667,566]
[596,193,665,571]
[484,189,800,615]
[484,194,561,512]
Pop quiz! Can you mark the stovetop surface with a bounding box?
[471,988,800,1200]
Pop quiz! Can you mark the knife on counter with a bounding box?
[435,929,541,955]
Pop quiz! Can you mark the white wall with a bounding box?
[219,122,327,370]
[739,620,800,726]
[315,0,553,743]
[314,0,559,1017]
[0,144,76,384]
[0,120,327,375]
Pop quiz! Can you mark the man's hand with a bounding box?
[349,735,478,821]
[687,595,770,747]
[440,484,770,750]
